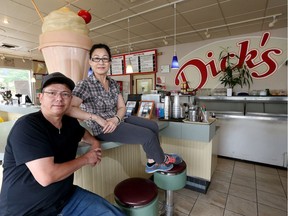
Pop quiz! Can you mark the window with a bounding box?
[0,68,33,103]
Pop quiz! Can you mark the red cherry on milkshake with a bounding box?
[78,9,92,24]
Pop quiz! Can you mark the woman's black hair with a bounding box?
[89,43,112,61]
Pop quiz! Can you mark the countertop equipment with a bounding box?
[189,105,200,122]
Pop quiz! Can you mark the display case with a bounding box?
[195,96,287,121]
[193,96,287,167]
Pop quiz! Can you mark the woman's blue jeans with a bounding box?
[59,186,125,216]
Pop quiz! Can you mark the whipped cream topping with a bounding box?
[42,7,89,35]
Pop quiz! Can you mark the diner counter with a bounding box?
[0,103,218,199]
[0,104,172,159]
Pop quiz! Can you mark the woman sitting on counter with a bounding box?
[66,43,182,173]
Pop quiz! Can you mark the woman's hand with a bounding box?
[102,117,119,134]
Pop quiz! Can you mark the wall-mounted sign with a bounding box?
[110,55,124,75]
[175,32,287,91]
[110,49,157,75]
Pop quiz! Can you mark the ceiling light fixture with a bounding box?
[108,13,282,53]
[163,37,168,45]
[3,18,9,24]
[205,29,211,38]
[22,57,26,63]
[268,15,277,28]
[0,54,5,60]
[171,3,179,69]
[126,18,133,74]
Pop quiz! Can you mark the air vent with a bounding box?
[0,43,18,49]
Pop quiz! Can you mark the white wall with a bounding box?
[156,28,287,92]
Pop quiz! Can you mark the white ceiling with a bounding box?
[0,0,287,61]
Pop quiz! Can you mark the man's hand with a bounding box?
[83,147,102,166]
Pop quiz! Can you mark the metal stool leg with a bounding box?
[165,190,174,216]
[155,161,187,216]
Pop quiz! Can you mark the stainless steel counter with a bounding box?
[195,96,288,103]
[211,110,287,121]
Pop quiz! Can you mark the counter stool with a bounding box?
[154,161,187,216]
[114,177,158,216]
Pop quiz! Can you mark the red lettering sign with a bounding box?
[175,32,283,89]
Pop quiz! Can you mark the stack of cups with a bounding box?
[164,96,171,120]
[172,94,181,119]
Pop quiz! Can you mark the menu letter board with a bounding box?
[139,51,155,72]
[125,54,139,73]
[110,55,124,75]
[111,49,157,75]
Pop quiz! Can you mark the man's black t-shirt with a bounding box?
[0,111,85,216]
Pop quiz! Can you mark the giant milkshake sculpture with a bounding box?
[39,7,92,84]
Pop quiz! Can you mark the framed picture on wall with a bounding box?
[136,78,153,94]
[137,100,154,119]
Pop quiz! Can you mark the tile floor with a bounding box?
[159,157,287,216]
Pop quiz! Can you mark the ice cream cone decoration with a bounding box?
[38,7,92,84]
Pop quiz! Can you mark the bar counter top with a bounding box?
[0,104,40,115]
[0,104,169,160]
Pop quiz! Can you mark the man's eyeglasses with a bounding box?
[43,91,72,99]
[91,57,110,63]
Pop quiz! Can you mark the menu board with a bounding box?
[125,54,139,73]
[110,55,124,75]
[110,49,157,75]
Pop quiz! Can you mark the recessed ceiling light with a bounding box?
[3,18,9,24]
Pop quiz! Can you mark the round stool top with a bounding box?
[114,177,158,207]
[158,160,186,175]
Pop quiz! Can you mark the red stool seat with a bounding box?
[159,161,187,175]
[114,177,158,207]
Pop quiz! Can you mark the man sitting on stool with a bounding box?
[0,72,125,216]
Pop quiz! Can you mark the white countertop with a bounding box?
[0,104,40,115]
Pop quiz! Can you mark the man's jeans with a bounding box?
[59,186,125,216]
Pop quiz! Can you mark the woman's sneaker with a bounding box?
[145,163,173,173]
[164,153,183,165]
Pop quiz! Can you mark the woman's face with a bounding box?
[89,48,111,75]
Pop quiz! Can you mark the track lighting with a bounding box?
[22,57,26,63]
[269,15,277,28]
[204,29,211,39]
[163,37,168,45]
[0,54,5,60]
[110,13,282,52]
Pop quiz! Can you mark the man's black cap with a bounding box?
[41,72,75,91]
